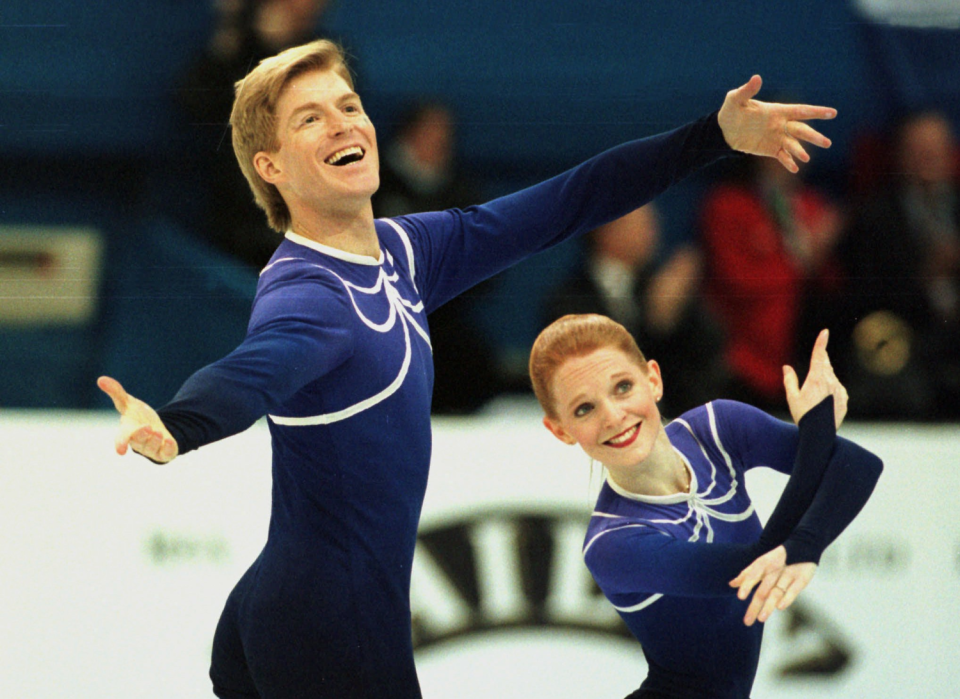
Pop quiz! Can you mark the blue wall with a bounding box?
[329,0,875,174]
[2,0,958,406]
[1,1,878,165]
[5,1,957,165]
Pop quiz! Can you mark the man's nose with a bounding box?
[328,112,352,136]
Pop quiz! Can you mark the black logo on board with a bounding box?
[412,508,632,650]
[411,507,854,679]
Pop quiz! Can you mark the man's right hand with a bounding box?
[97,376,179,463]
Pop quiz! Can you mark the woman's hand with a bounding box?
[730,545,818,626]
[784,329,848,429]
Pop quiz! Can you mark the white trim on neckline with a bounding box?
[284,230,383,266]
[604,449,696,505]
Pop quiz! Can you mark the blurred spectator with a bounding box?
[373,100,482,217]
[838,110,960,419]
[371,99,499,414]
[699,156,845,414]
[542,203,729,417]
[177,0,338,268]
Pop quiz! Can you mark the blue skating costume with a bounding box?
[153,113,738,698]
[584,399,882,698]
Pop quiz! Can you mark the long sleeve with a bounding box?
[586,528,773,601]
[746,394,882,564]
[585,399,882,600]
[780,437,883,564]
[399,111,733,313]
[586,427,882,601]
[156,270,357,454]
[755,396,837,551]
[156,326,350,454]
[753,396,883,565]
[709,397,882,564]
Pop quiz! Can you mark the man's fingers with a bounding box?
[736,579,758,601]
[754,571,781,602]
[736,574,762,600]
[143,431,163,457]
[121,425,156,457]
[782,136,810,165]
[788,121,832,149]
[748,573,793,625]
[113,425,177,463]
[775,148,799,173]
[158,438,178,463]
[97,376,129,414]
[785,104,837,122]
[734,74,763,104]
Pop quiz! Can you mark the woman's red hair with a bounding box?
[529,314,648,419]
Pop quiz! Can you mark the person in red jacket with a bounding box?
[699,155,844,413]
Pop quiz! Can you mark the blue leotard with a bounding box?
[584,399,882,698]
[153,114,732,698]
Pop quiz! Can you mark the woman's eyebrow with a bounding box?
[563,392,590,412]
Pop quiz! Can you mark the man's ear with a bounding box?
[543,416,577,445]
[254,151,283,185]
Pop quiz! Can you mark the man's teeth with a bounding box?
[325,146,364,165]
[607,425,639,445]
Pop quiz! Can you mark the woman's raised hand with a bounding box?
[783,329,848,429]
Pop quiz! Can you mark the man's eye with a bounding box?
[574,403,592,418]
[303,115,318,124]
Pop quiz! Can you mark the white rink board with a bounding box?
[1,405,958,699]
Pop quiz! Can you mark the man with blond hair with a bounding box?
[99,39,837,698]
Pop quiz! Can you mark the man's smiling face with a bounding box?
[256,68,380,218]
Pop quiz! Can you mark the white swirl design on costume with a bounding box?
[269,220,430,426]
[672,402,755,544]
[586,402,755,613]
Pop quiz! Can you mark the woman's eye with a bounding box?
[303,115,318,125]
[574,403,593,418]
[616,380,633,394]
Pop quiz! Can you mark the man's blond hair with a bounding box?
[230,40,354,232]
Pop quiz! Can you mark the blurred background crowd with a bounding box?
[2,0,959,422]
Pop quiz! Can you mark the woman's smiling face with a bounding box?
[543,347,664,469]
